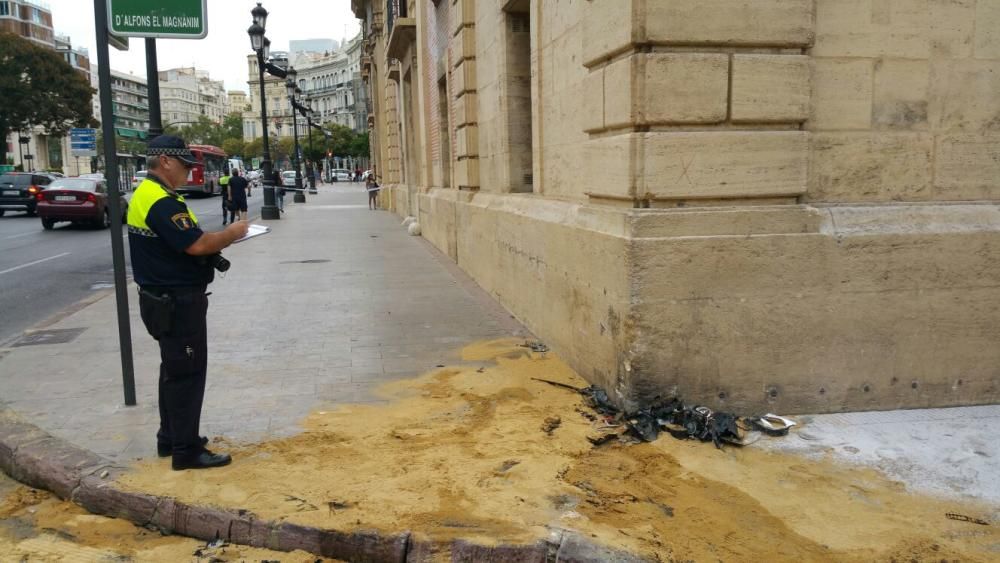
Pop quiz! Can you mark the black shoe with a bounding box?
[172,450,232,470]
[157,435,209,457]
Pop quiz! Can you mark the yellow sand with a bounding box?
[0,484,338,561]
[114,338,999,561]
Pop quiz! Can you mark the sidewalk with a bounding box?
[0,183,525,461]
[0,183,998,561]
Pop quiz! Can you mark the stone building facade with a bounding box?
[226,90,249,117]
[244,36,370,142]
[159,67,227,127]
[353,0,1000,413]
[244,51,299,142]
[1,1,92,175]
[0,0,53,47]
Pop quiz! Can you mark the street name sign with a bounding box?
[107,0,208,39]
[70,128,98,157]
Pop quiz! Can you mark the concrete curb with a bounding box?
[0,409,649,562]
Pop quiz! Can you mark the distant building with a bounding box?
[159,67,226,128]
[1,1,96,175]
[244,34,368,146]
[90,67,150,139]
[54,34,89,78]
[226,91,249,117]
[290,38,338,57]
[90,66,150,141]
[243,50,294,143]
[295,33,368,133]
[0,0,54,48]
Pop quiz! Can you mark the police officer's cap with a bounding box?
[147,135,198,166]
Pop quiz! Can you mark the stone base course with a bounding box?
[0,408,647,562]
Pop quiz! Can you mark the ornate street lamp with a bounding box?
[251,2,268,29]
[286,71,305,202]
[304,97,317,193]
[247,3,279,219]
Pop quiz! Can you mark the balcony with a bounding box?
[386,0,414,59]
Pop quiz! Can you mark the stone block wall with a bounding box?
[451,0,479,190]
[359,0,1000,413]
[581,0,813,206]
[808,0,1000,203]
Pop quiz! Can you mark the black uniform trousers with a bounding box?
[138,286,209,458]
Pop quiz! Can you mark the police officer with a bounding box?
[128,135,248,470]
[219,169,232,225]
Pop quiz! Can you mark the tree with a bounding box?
[350,131,370,157]
[221,138,245,159]
[0,32,95,164]
[321,123,357,158]
[241,137,264,161]
[221,113,243,141]
[170,115,223,146]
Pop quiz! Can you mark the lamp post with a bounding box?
[286,69,306,203]
[320,129,331,182]
[305,97,317,193]
[247,3,280,220]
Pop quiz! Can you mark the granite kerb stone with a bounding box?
[275,521,410,562]
[0,412,52,478]
[448,538,551,562]
[13,437,106,499]
[409,531,651,563]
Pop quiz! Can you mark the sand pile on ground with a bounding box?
[117,339,999,561]
[0,479,337,561]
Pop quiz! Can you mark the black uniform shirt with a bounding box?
[229,175,249,204]
[128,174,214,287]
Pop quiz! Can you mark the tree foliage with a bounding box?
[0,32,95,163]
[221,138,245,159]
[163,113,244,151]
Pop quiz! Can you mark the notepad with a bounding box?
[233,224,271,244]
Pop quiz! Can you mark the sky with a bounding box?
[47,0,361,93]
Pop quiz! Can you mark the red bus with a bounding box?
[180,145,227,196]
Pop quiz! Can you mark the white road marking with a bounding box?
[1,232,36,241]
[0,252,71,276]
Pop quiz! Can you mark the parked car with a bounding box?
[131,170,148,189]
[331,169,353,182]
[0,172,57,217]
[281,170,298,187]
[36,177,127,230]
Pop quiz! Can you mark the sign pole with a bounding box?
[95,0,137,406]
[145,38,163,141]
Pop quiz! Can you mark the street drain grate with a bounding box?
[12,328,87,347]
[280,259,331,264]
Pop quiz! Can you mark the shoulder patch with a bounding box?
[171,213,195,230]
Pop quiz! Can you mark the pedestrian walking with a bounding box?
[227,169,249,223]
[274,168,285,213]
[366,173,380,210]
[128,135,248,471]
[248,168,260,197]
